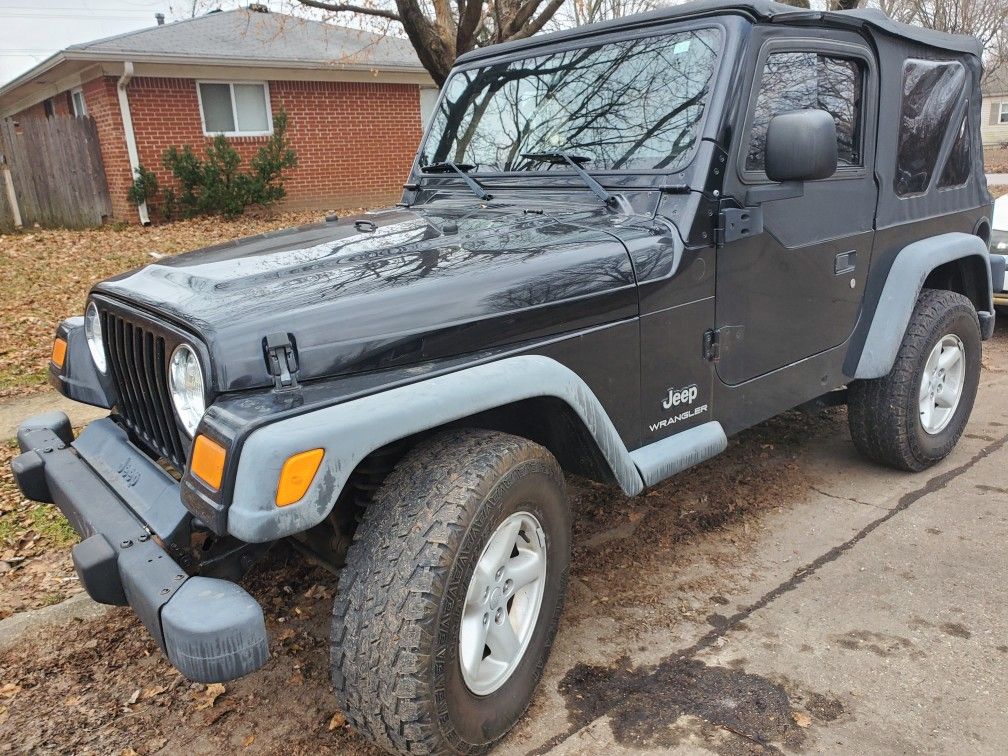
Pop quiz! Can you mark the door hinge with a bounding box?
[716,206,763,245]
[264,332,300,390]
[703,325,744,361]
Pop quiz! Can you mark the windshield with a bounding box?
[419,27,722,174]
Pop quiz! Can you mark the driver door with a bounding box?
[715,35,879,386]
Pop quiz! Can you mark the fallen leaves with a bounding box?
[0,440,82,620]
[141,685,169,700]
[195,683,227,711]
[328,712,347,731]
[0,560,374,754]
[304,583,331,601]
[0,209,365,399]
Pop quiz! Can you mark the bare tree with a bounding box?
[297,0,573,85]
[169,0,232,19]
[548,0,658,28]
[879,0,1007,75]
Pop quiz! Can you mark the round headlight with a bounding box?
[84,301,107,373]
[169,344,205,436]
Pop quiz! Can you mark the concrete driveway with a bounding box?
[502,359,1008,754]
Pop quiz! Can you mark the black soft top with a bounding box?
[456,0,982,64]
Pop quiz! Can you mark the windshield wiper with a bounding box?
[520,152,615,207]
[420,161,492,201]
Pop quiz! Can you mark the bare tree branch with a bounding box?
[297,0,637,85]
[508,0,566,41]
[298,0,401,22]
[879,0,1007,77]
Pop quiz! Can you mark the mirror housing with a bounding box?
[765,109,838,183]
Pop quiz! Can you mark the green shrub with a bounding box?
[126,164,158,206]
[159,109,297,218]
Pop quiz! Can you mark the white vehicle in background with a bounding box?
[994,194,1008,309]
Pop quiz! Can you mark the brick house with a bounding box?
[0,6,436,222]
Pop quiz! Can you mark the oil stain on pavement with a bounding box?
[538,430,1008,754]
[554,655,840,753]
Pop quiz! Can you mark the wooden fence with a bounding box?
[0,115,112,230]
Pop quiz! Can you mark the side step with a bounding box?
[629,421,728,488]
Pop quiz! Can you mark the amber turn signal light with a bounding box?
[275,448,325,507]
[190,434,226,490]
[51,337,67,368]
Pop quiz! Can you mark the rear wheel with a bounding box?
[848,288,981,471]
[331,429,570,755]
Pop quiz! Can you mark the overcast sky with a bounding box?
[0,0,295,84]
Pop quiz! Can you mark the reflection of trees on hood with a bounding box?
[484,255,635,309]
[422,28,720,173]
[223,213,589,307]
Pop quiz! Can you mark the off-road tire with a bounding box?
[330,429,570,755]
[848,288,981,471]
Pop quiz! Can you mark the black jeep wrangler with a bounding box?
[11,1,1007,752]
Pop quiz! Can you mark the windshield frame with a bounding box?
[411,19,729,182]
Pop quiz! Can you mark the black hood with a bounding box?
[94,203,644,391]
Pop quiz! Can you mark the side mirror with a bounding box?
[765,109,838,183]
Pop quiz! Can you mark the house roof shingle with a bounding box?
[0,8,428,115]
[64,8,423,70]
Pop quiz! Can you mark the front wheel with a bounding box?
[848,288,981,471]
[331,429,571,755]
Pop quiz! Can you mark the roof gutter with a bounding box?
[116,61,149,226]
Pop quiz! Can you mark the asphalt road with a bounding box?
[2,326,1007,754]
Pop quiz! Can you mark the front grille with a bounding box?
[100,307,187,469]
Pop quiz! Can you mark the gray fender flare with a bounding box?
[228,355,646,542]
[854,232,991,380]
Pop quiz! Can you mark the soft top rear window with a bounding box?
[895,59,967,196]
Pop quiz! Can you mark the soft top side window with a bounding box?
[745,51,863,174]
[895,59,967,196]
[937,112,970,189]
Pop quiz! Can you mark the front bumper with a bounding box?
[10,412,268,683]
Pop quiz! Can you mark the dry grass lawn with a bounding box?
[0,209,362,614]
[0,210,361,399]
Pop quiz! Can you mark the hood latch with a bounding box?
[264,332,300,390]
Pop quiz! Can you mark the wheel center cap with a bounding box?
[490,586,503,607]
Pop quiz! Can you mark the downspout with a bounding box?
[116,61,150,225]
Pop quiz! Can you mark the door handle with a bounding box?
[834,250,857,275]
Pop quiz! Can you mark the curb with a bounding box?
[1,391,107,440]
[0,593,110,652]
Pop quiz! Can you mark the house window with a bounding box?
[197,82,271,136]
[745,51,864,174]
[70,88,87,117]
[1000,102,1008,124]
